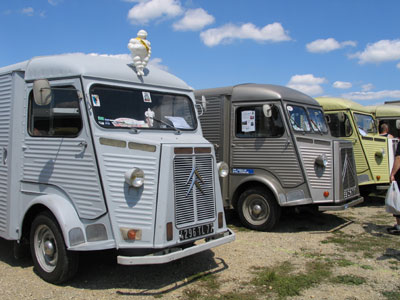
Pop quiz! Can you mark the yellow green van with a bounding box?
[367,104,400,173]
[316,97,390,193]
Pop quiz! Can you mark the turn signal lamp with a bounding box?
[323,191,329,198]
[376,175,381,181]
[120,228,142,241]
[166,222,173,241]
[218,212,224,228]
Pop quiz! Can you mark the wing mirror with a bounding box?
[33,79,52,106]
[263,104,272,118]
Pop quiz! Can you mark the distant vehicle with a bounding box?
[195,84,362,231]
[317,97,392,194]
[0,53,234,283]
[367,104,400,173]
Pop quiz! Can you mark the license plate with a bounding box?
[179,223,214,241]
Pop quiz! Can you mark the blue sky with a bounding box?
[1,0,399,105]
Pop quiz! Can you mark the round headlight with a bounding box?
[315,154,328,168]
[217,162,229,178]
[125,168,145,187]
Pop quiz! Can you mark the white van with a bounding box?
[0,53,234,283]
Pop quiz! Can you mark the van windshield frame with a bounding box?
[89,85,198,131]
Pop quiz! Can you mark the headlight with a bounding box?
[217,162,229,178]
[315,154,328,168]
[125,168,144,187]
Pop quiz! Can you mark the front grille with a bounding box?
[174,155,216,228]
[340,147,357,197]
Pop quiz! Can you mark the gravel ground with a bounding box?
[0,195,399,300]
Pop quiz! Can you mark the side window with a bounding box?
[235,104,284,138]
[28,87,82,137]
[326,112,353,137]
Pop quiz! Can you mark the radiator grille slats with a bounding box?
[174,155,215,228]
[340,146,358,196]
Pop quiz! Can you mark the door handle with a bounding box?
[78,141,88,149]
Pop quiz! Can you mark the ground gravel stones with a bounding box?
[0,195,399,300]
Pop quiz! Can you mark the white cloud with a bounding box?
[48,0,63,5]
[148,57,169,71]
[173,8,214,31]
[127,0,183,25]
[350,39,400,64]
[200,22,291,47]
[287,74,326,96]
[361,83,374,92]
[342,90,400,101]
[333,81,352,89]
[306,38,356,53]
[397,62,400,69]
[21,7,34,16]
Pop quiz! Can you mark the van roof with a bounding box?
[315,97,370,113]
[195,83,318,106]
[0,54,191,91]
[367,104,400,118]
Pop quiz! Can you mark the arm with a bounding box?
[390,156,400,182]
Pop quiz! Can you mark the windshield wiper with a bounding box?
[152,117,181,135]
[310,119,323,135]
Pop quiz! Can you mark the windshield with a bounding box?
[308,108,329,134]
[353,113,377,135]
[90,85,197,130]
[287,105,311,132]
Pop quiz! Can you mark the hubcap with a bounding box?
[252,204,262,215]
[34,224,58,273]
[243,194,271,226]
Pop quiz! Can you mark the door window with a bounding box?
[28,87,82,137]
[235,104,284,138]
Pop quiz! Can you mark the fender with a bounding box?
[235,171,286,205]
[26,194,84,248]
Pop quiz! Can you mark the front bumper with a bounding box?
[318,196,364,211]
[117,229,235,265]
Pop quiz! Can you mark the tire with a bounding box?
[237,187,281,231]
[30,212,79,284]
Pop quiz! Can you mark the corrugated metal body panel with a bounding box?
[102,153,158,229]
[299,144,332,189]
[231,139,304,187]
[0,74,12,233]
[23,138,106,219]
[352,141,369,173]
[199,98,224,161]
[362,138,390,182]
[174,155,216,228]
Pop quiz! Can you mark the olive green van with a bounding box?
[316,97,390,193]
[367,104,400,174]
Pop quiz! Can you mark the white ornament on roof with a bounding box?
[128,30,151,76]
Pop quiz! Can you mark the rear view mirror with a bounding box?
[396,120,400,130]
[337,112,345,122]
[196,95,207,117]
[33,79,52,106]
[263,104,272,118]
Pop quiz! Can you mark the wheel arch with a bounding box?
[21,195,84,248]
[231,175,283,209]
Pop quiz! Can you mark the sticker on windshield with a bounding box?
[92,95,101,107]
[287,105,293,112]
[142,92,152,103]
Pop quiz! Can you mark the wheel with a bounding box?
[237,187,281,231]
[30,212,79,284]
